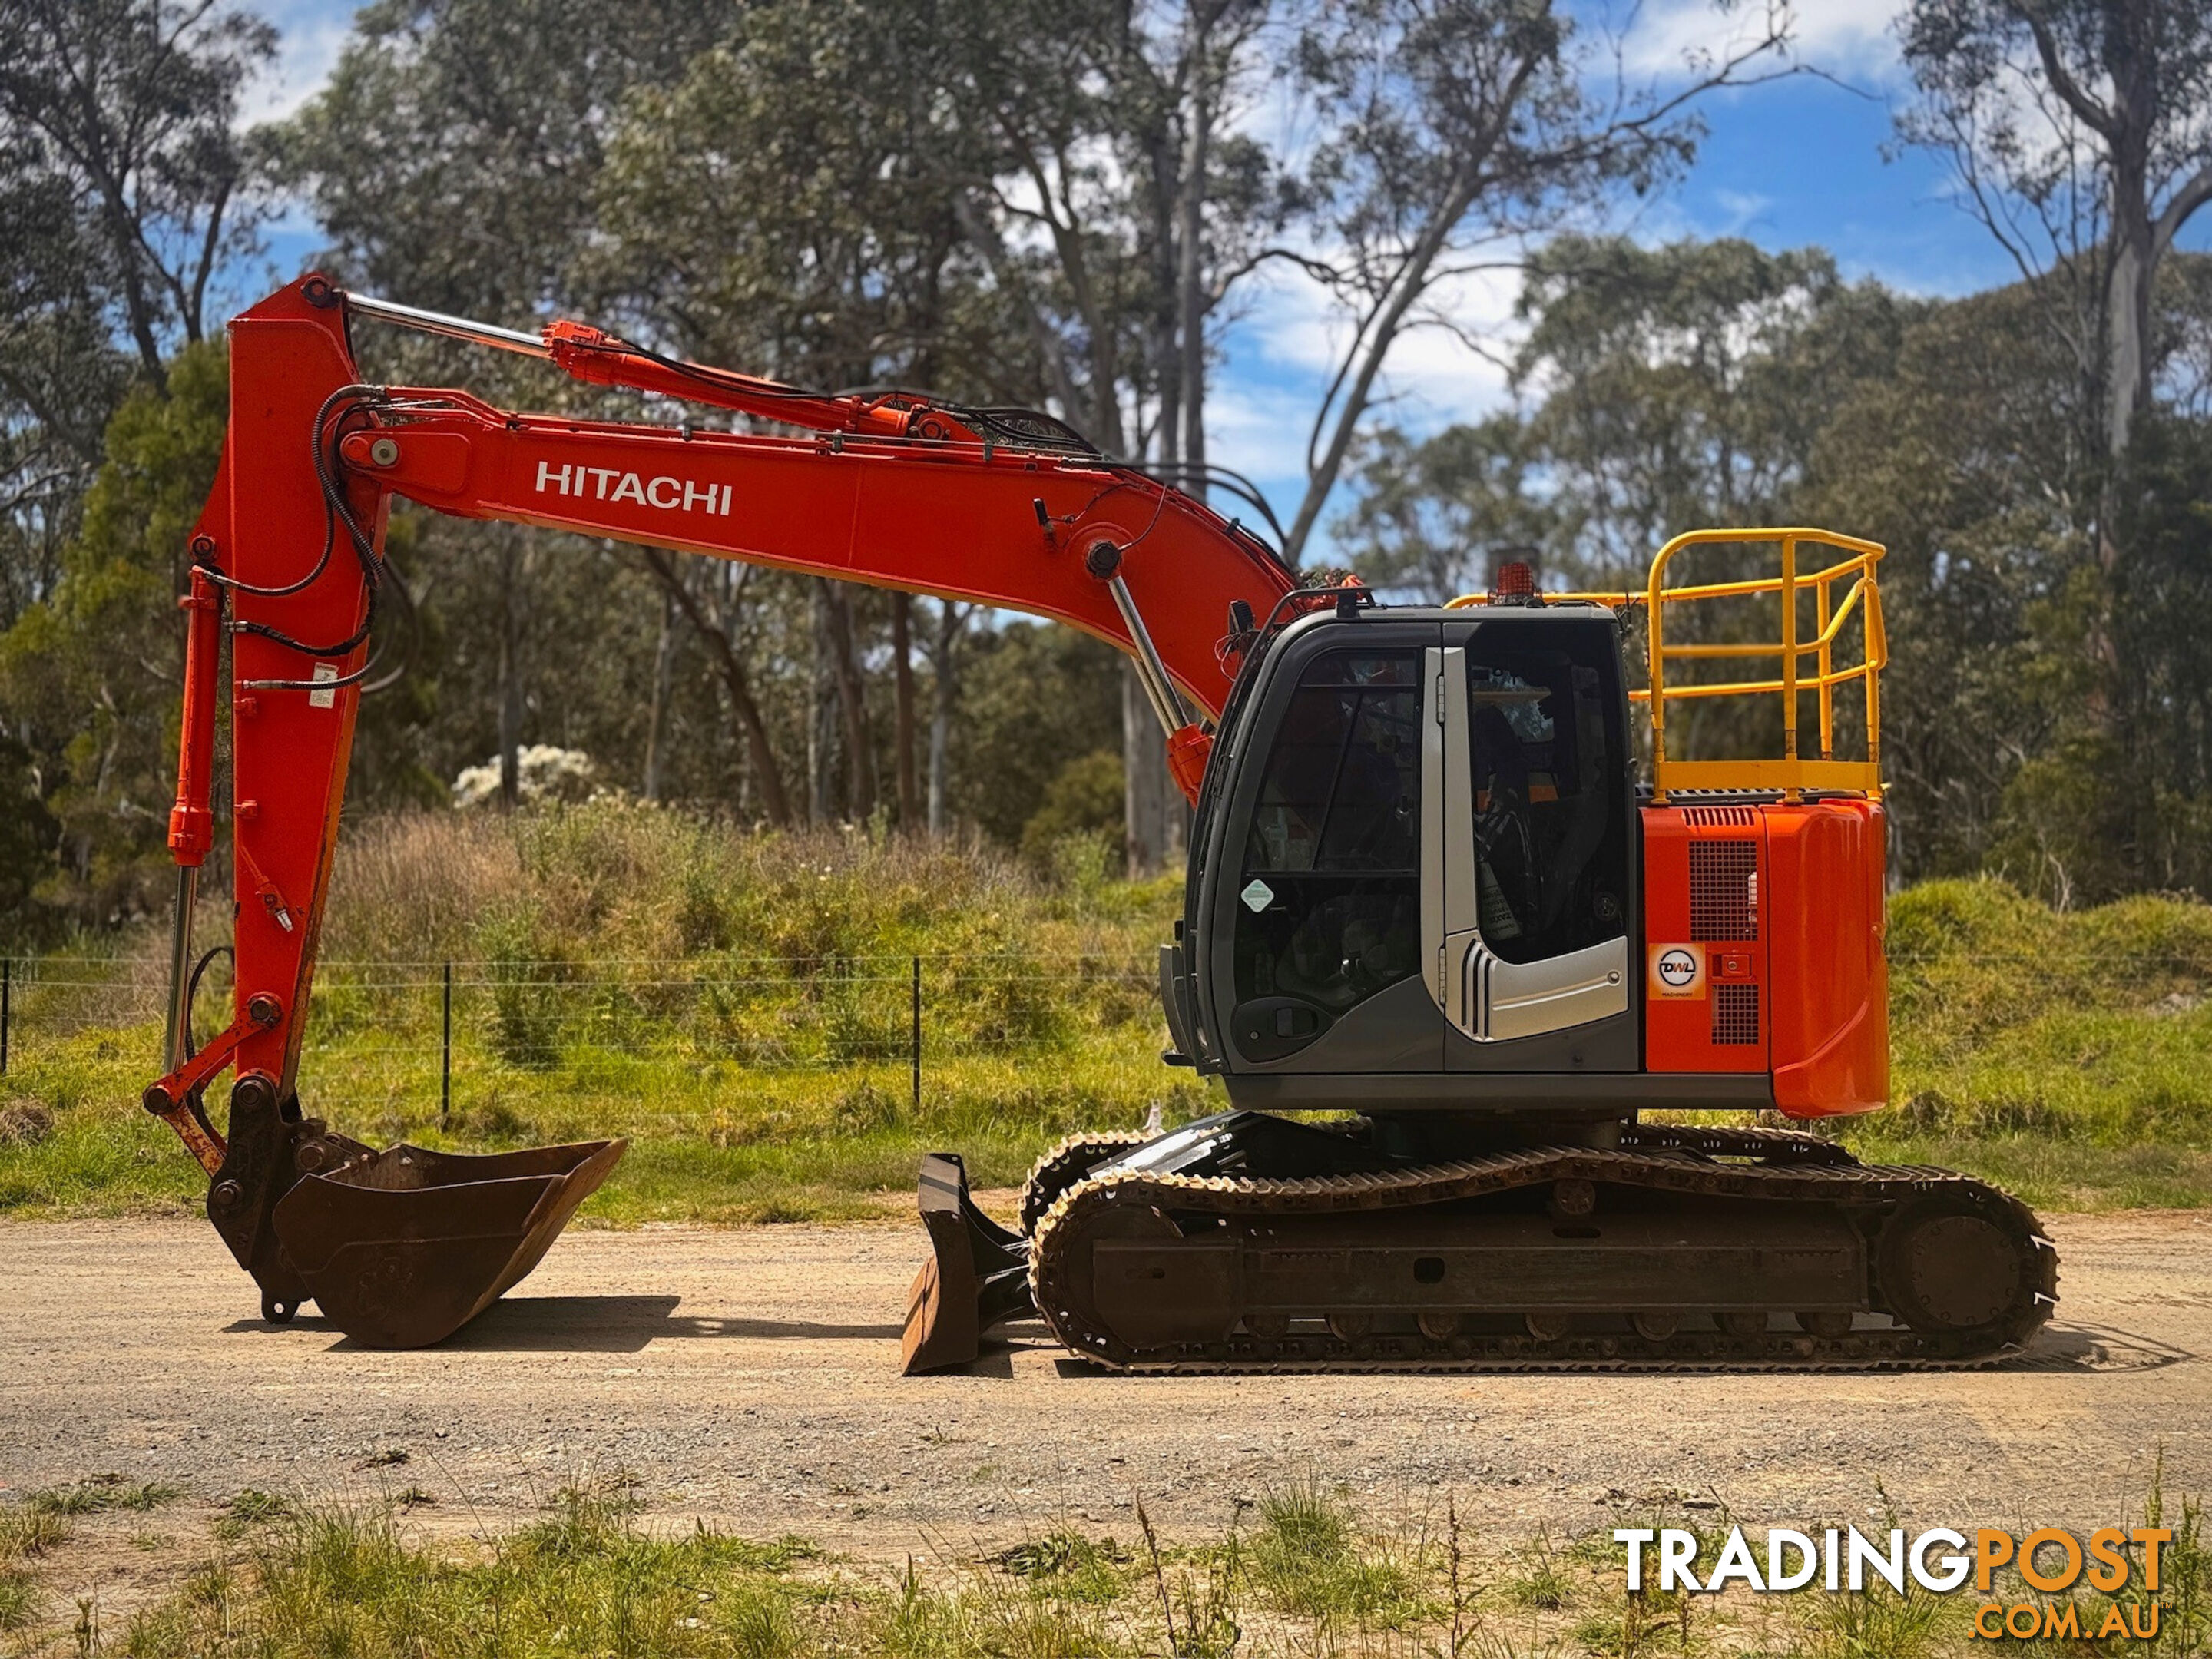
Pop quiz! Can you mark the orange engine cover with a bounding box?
[1641,800,1888,1118]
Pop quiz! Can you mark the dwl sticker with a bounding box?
[1648,943,1704,998]
[1240,879,1275,912]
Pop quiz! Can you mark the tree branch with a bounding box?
[2014,5,2118,141]
[2154,157,2212,257]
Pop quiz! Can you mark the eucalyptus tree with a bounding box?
[1899,0,2212,465]
[0,0,275,379]
[0,0,270,647]
[1275,0,1797,565]
[591,0,1050,831]
[935,0,1289,869]
[1896,0,2212,894]
[280,0,743,810]
[0,0,276,932]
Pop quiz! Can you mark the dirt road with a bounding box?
[2,1212,2206,1554]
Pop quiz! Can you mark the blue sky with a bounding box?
[240,0,2192,555]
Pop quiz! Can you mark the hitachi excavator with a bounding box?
[142,276,2057,1371]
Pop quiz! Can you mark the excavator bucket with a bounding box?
[900,1153,1034,1374]
[271,1139,625,1349]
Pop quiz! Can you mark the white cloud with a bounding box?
[1711,187,1776,230]
[232,0,360,127]
[1612,0,1909,87]
[1230,261,1521,422]
[1201,382,1302,494]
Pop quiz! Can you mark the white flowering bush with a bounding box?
[452,745,601,809]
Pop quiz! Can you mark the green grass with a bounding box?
[1246,1476,1437,1628]
[0,804,2207,1221]
[0,1020,1214,1224]
[124,1488,819,1659]
[7,1474,2204,1656]
[1823,878,2212,1208]
[23,1476,181,1518]
[0,1508,69,1562]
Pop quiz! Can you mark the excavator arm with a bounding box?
[145,275,1296,1347]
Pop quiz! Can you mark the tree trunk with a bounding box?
[641,584,676,800]
[1131,114,1184,879]
[809,580,836,824]
[1123,664,1186,876]
[496,533,525,809]
[1280,191,1471,564]
[892,592,920,829]
[1177,58,1214,490]
[641,548,793,826]
[823,581,878,820]
[1148,118,1184,478]
[2104,213,2153,474]
[926,601,966,836]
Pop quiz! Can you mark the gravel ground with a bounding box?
[2,1210,2206,1559]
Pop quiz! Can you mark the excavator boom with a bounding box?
[146,276,1293,1347]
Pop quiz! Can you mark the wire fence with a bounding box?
[0,952,1165,1117]
[2,946,2204,1108]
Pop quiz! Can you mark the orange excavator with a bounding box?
[144,276,2056,1369]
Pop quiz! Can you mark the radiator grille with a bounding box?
[1712,982,1761,1045]
[1689,840,1760,940]
[1681,805,1758,827]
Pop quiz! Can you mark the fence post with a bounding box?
[910,955,922,1113]
[2,957,11,1076]
[440,960,452,1130]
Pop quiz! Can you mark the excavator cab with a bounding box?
[1174,603,1638,1098]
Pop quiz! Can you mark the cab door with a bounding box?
[1431,614,1637,1072]
[1207,620,1444,1073]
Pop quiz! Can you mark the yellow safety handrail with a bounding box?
[1446,527,1886,801]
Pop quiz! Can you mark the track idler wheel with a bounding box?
[1031,1185,1227,1359]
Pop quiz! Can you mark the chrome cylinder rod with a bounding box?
[341,291,551,360]
[1104,570,1189,739]
[162,865,199,1072]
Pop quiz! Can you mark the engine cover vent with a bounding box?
[1711,982,1760,1045]
[1689,840,1760,941]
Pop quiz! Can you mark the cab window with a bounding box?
[1465,623,1628,965]
[1233,651,1422,1013]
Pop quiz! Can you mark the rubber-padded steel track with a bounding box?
[1028,1125,2058,1373]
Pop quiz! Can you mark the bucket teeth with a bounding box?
[271,1139,624,1348]
[900,1152,1032,1374]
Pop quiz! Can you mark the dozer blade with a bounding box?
[271,1139,625,1349]
[900,1152,1034,1375]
